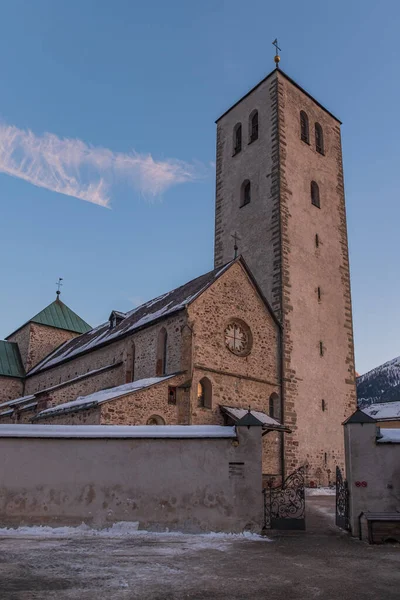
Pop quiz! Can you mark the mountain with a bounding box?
[357,356,400,407]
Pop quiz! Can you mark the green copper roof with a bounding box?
[30,298,92,334]
[0,340,25,378]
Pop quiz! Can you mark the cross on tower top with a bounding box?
[272,38,281,68]
[56,277,63,298]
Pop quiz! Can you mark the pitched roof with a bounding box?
[7,298,91,338]
[0,341,25,378]
[27,262,234,376]
[220,405,291,433]
[362,401,400,421]
[216,68,341,124]
[34,375,176,419]
[343,408,376,425]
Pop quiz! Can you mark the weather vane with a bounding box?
[56,277,63,298]
[272,38,281,68]
[231,232,241,259]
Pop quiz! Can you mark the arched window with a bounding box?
[156,328,168,376]
[240,179,251,207]
[311,181,320,208]
[147,414,166,425]
[249,110,258,143]
[315,123,324,154]
[300,111,309,143]
[233,123,242,155]
[197,377,212,409]
[269,393,280,421]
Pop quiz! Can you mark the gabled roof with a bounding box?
[343,408,376,425]
[220,406,291,433]
[27,257,280,377]
[7,298,91,338]
[27,262,235,376]
[0,341,25,378]
[34,375,176,419]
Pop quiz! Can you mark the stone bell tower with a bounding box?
[214,56,357,484]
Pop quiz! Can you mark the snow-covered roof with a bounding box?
[362,401,400,421]
[376,428,400,444]
[35,375,176,419]
[27,262,233,376]
[0,394,35,411]
[220,406,291,432]
[0,424,237,439]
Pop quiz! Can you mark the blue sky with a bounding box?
[0,0,399,375]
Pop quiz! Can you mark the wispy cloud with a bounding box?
[0,123,205,207]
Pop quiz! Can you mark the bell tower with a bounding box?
[214,61,357,484]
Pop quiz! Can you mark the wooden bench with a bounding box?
[364,512,400,544]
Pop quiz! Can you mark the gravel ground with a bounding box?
[0,495,399,599]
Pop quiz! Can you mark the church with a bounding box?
[0,61,357,485]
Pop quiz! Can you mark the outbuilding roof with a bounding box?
[220,405,291,433]
[0,341,25,378]
[362,401,400,421]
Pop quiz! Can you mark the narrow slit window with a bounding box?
[317,287,321,302]
[300,111,309,143]
[315,123,324,155]
[311,181,320,208]
[322,399,326,411]
[319,341,324,357]
[240,180,251,207]
[249,110,258,143]
[233,123,242,155]
[315,233,319,248]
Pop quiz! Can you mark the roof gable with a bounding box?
[27,262,234,375]
[30,299,91,334]
[0,341,25,378]
[343,408,376,425]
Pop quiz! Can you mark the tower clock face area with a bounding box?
[224,320,252,356]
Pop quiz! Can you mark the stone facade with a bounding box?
[214,69,357,484]
[7,323,79,373]
[0,377,23,404]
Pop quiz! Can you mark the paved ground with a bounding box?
[0,495,399,599]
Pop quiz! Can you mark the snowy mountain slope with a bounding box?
[357,356,400,407]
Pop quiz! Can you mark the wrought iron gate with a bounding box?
[335,466,349,531]
[263,466,306,530]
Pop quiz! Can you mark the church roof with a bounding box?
[27,261,235,376]
[7,298,91,338]
[0,341,25,378]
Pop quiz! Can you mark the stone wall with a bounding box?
[35,408,101,425]
[277,72,356,483]
[0,377,23,404]
[8,324,78,373]
[0,424,263,533]
[188,262,282,475]
[100,374,187,425]
[344,420,400,537]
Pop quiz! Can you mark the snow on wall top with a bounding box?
[363,401,400,420]
[0,424,237,439]
[27,262,233,376]
[35,375,176,418]
[376,428,400,444]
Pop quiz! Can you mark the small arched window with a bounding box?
[233,123,242,155]
[197,377,212,409]
[311,181,320,208]
[269,393,280,421]
[156,327,168,376]
[315,123,324,154]
[147,414,166,425]
[300,111,309,143]
[240,180,251,207]
[249,110,258,143]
